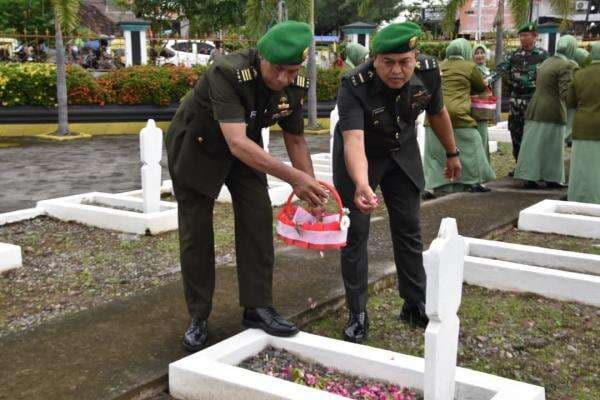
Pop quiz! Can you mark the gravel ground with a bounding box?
[0,199,244,337]
[239,346,423,400]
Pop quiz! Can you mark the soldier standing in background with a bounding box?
[491,23,549,172]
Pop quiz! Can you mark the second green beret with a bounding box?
[518,22,538,33]
[257,21,312,65]
[371,22,422,54]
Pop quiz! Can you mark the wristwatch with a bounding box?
[446,148,461,158]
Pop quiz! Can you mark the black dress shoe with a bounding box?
[242,307,299,337]
[508,170,515,177]
[469,184,491,193]
[523,180,539,189]
[421,190,436,200]
[343,311,368,343]
[399,303,429,329]
[545,181,568,189]
[183,319,208,353]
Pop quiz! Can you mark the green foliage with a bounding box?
[245,0,309,40]
[315,0,401,35]
[114,0,181,34]
[418,41,450,60]
[0,0,54,34]
[51,0,80,34]
[0,63,350,107]
[316,68,343,101]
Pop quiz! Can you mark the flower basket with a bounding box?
[471,95,497,121]
[276,181,349,251]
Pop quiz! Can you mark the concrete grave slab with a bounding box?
[169,329,545,400]
[0,207,46,226]
[464,238,600,306]
[170,219,544,400]
[518,200,600,239]
[37,192,177,235]
[0,242,22,273]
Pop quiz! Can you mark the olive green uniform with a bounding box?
[165,48,309,320]
[333,55,443,313]
[491,46,549,160]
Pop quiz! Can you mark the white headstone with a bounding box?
[423,218,466,400]
[140,119,163,213]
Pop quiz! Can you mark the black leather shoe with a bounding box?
[343,311,368,343]
[508,170,515,178]
[469,184,491,193]
[545,181,568,189]
[242,307,299,337]
[523,180,539,189]
[421,190,436,200]
[183,319,208,353]
[399,303,429,329]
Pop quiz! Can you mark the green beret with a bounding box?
[518,22,538,33]
[257,21,312,65]
[372,22,422,54]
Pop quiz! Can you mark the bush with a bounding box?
[418,41,450,60]
[0,62,348,106]
[316,68,343,101]
[0,63,57,107]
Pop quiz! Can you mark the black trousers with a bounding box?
[333,157,426,314]
[173,161,274,320]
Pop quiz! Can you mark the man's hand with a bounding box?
[444,157,462,181]
[291,172,329,208]
[354,183,378,214]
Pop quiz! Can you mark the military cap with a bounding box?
[371,22,422,54]
[257,21,312,65]
[518,22,538,33]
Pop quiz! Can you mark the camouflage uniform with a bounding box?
[491,47,549,160]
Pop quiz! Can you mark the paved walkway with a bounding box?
[0,179,565,399]
[0,134,330,213]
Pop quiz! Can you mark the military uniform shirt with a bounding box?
[166,48,309,199]
[491,47,549,96]
[335,57,443,190]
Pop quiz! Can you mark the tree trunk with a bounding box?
[307,0,318,129]
[55,18,69,135]
[494,0,504,122]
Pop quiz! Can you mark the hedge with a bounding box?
[0,63,341,107]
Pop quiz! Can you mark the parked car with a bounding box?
[156,40,215,67]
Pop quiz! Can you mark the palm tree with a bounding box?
[52,0,80,136]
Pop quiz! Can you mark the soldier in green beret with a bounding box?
[333,22,462,342]
[491,22,549,173]
[166,20,329,352]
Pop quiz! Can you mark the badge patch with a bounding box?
[250,110,257,119]
[372,106,385,116]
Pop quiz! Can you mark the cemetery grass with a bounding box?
[486,227,600,258]
[0,202,284,337]
[491,142,572,180]
[305,285,600,400]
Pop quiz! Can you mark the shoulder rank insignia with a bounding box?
[416,57,438,71]
[293,75,310,89]
[349,70,374,87]
[236,67,257,84]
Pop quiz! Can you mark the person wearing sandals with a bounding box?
[566,42,600,204]
[514,35,576,189]
[424,38,495,194]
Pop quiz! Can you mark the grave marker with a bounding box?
[139,119,162,213]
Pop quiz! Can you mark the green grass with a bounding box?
[490,142,515,179]
[305,285,600,400]
[487,228,600,257]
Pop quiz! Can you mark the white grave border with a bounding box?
[518,199,600,239]
[463,237,600,307]
[0,242,22,273]
[169,219,545,400]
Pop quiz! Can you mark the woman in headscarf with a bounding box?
[514,35,576,188]
[567,43,600,204]
[472,43,494,160]
[424,38,495,194]
[344,42,369,69]
[565,48,590,146]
